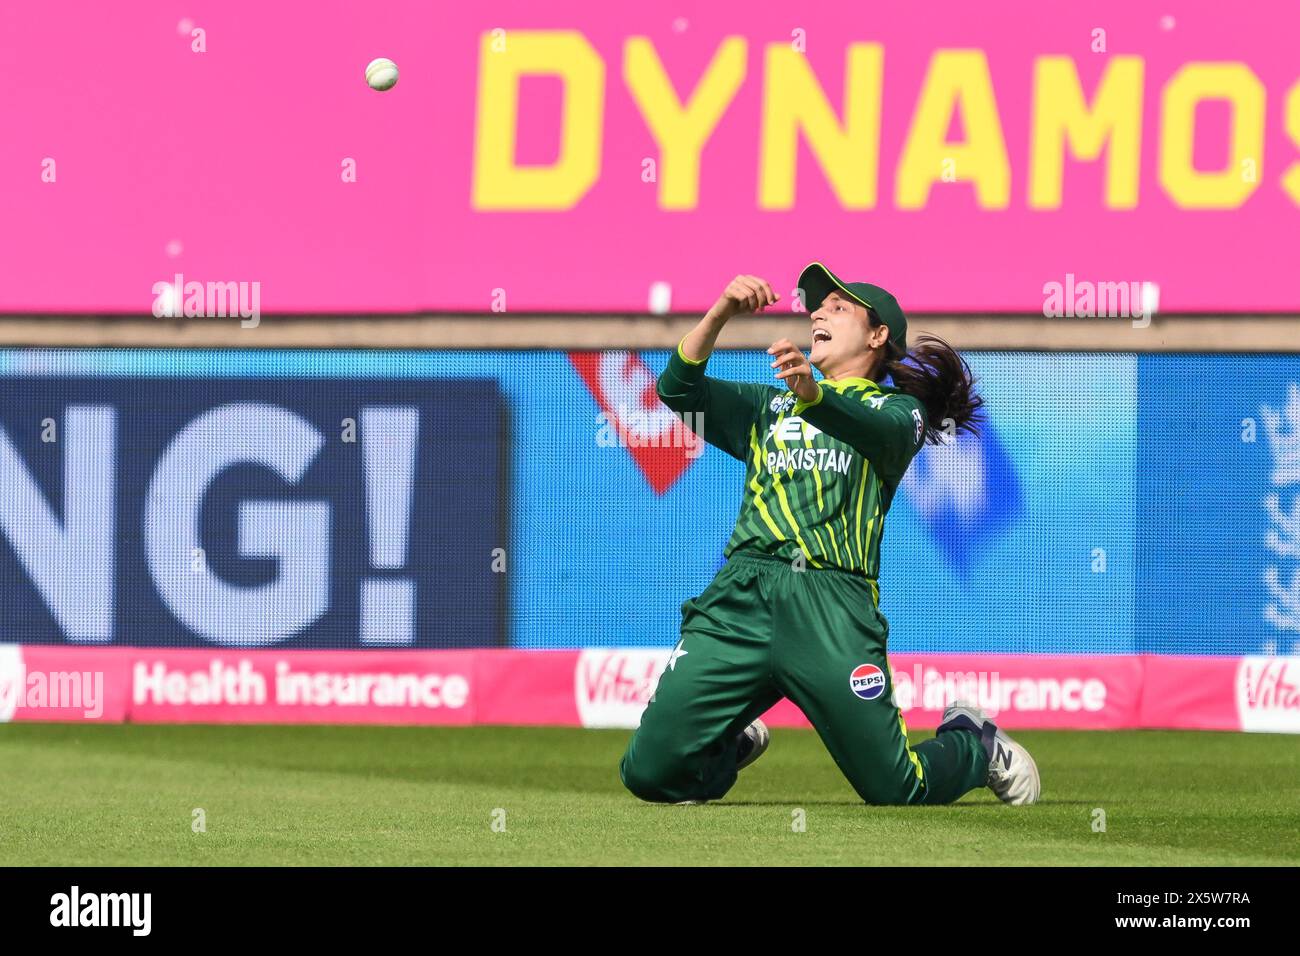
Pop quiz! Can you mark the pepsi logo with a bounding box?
[568,351,698,495]
[849,663,887,700]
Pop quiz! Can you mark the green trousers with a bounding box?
[619,552,989,805]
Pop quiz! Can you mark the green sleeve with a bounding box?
[656,342,772,462]
[792,384,926,479]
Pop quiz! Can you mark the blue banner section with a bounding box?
[873,352,1136,655]
[2,350,1295,655]
[1137,355,1300,656]
[0,373,507,648]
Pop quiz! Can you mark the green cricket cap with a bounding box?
[797,261,908,354]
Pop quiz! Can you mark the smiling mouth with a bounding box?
[812,328,832,344]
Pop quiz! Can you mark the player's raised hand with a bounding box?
[768,338,818,402]
[707,275,779,323]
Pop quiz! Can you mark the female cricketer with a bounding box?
[618,263,1041,807]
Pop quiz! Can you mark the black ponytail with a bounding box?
[870,312,983,443]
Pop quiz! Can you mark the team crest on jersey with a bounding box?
[770,394,796,415]
[911,408,924,445]
[849,663,887,700]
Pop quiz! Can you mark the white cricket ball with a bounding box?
[365,57,399,92]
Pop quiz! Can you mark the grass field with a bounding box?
[1,724,1297,866]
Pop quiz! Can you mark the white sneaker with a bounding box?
[938,701,1041,806]
[735,718,770,772]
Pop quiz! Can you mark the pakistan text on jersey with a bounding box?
[765,447,854,475]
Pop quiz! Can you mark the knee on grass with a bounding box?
[619,754,679,803]
[619,738,706,803]
[849,775,923,807]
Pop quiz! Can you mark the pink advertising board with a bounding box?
[2,2,1298,315]
[3,645,1294,733]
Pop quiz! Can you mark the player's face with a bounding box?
[809,292,874,373]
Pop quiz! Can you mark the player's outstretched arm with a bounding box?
[655,275,780,461]
[658,275,779,416]
[676,275,780,365]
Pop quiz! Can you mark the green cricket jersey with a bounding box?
[657,343,928,599]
